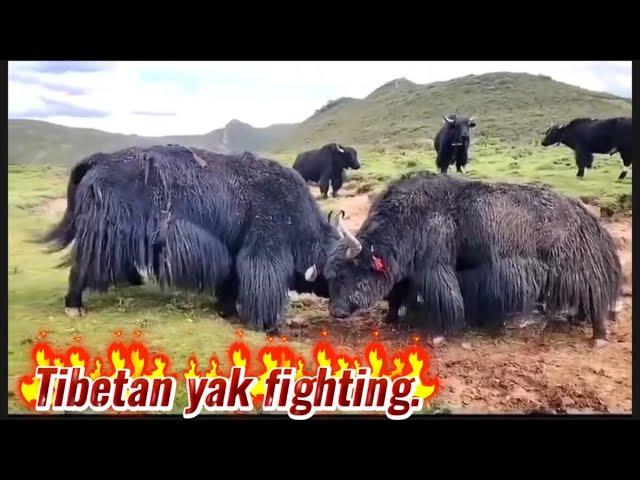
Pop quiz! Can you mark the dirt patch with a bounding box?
[284,192,633,414]
[311,188,373,232]
[41,197,67,218]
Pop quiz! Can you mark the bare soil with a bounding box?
[41,197,67,217]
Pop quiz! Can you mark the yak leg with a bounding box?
[330,171,344,198]
[406,263,466,345]
[383,280,410,324]
[318,169,331,199]
[436,152,451,174]
[575,150,593,178]
[568,303,608,346]
[236,245,292,335]
[125,263,145,286]
[590,307,609,347]
[618,150,632,180]
[214,270,238,318]
[455,148,468,174]
[64,263,87,318]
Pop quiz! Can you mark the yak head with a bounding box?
[541,123,565,147]
[318,211,398,319]
[330,143,361,170]
[442,114,476,146]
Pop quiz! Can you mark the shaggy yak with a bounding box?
[433,114,476,174]
[322,171,621,347]
[292,143,361,198]
[42,144,339,334]
[541,117,632,180]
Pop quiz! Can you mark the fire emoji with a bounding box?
[183,340,438,405]
[18,340,175,409]
[19,335,439,417]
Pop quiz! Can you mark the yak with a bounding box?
[541,117,632,180]
[323,171,621,347]
[42,144,341,335]
[433,114,476,174]
[292,143,361,199]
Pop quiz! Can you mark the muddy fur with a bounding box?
[42,144,339,333]
[325,171,622,339]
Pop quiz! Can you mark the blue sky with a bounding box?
[8,61,632,136]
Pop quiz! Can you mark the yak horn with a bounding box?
[443,115,455,124]
[328,210,345,238]
[336,213,362,259]
[468,116,475,123]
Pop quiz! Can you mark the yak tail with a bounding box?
[40,159,95,251]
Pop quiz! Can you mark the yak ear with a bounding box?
[304,264,318,282]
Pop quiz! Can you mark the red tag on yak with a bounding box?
[372,255,386,272]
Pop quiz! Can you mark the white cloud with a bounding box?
[8,61,632,136]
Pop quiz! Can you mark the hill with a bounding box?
[8,72,632,165]
[274,72,632,150]
[8,119,296,166]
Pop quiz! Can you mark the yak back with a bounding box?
[356,171,620,294]
[74,145,332,258]
[561,117,632,153]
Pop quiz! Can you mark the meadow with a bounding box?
[7,143,632,414]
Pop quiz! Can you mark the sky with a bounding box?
[8,61,633,137]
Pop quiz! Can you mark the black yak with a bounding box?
[541,117,632,180]
[42,144,340,334]
[323,172,621,347]
[292,143,361,199]
[433,114,476,174]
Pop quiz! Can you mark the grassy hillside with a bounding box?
[8,119,296,166]
[274,72,632,151]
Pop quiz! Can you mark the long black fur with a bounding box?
[433,115,476,174]
[292,143,361,198]
[42,144,340,333]
[324,172,622,340]
[541,117,632,179]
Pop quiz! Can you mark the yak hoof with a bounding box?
[265,327,281,338]
[430,336,446,348]
[618,171,628,181]
[593,338,609,348]
[65,307,86,318]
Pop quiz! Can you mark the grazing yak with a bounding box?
[42,144,340,334]
[541,117,632,180]
[292,143,361,198]
[433,114,476,174]
[323,172,621,347]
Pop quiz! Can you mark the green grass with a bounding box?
[273,142,632,213]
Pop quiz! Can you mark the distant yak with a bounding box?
[323,171,621,347]
[542,117,632,180]
[433,114,476,174]
[42,144,341,335]
[292,143,361,198]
